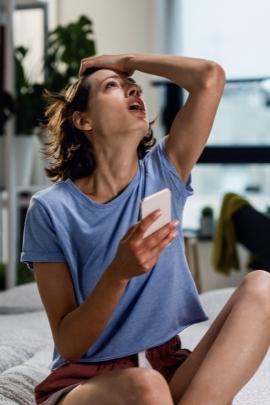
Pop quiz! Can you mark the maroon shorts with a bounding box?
[35,335,191,405]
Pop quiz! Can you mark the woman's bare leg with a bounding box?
[169,270,270,405]
[57,367,173,405]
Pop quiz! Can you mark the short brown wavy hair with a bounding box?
[43,68,156,182]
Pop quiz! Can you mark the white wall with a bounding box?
[58,0,153,55]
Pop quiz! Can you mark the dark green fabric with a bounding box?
[212,193,250,275]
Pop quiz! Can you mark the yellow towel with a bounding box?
[212,193,250,275]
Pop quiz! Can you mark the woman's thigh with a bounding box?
[169,270,270,402]
[56,367,173,405]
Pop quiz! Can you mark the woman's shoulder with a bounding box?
[30,180,70,208]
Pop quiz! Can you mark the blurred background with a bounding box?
[1,0,270,291]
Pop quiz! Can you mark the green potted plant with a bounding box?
[15,46,45,135]
[15,46,45,187]
[0,46,44,188]
[15,15,96,131]
[44,15,96,92]
[0,46,33,188]
[8,15,96,188]
[14,15,96,132]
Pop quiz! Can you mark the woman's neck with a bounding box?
[75,151,139,203]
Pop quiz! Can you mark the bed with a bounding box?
[0,282,269,404]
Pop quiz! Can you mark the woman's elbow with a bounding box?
[55,332,97,363]
[202,61,226,89]
[57,344,83,363]
[54,334,86,362]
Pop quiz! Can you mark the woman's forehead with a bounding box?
[88,69,132,87]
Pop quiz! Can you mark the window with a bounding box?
[163,0,270,229]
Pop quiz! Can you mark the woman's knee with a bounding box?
[239,270,270,314]
[122,367,173,404]
[62,367,172,405]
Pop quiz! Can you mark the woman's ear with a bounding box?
[72,111,92,131]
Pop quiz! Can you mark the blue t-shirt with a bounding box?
[21,137,208,370]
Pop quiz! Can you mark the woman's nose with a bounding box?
[127,84,140,97]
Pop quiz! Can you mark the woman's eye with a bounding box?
[105,81,119,89]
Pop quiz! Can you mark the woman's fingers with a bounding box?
[122,210,161,242]
[139,229,178,270]
[131,210,162,243]
[132,220,179,268]
[79,55,109,75]
[117,212,179,277]
[79,54,133,76]
[132,214,179,246]
[144,220,179,249]
[79,56,99,75]
[114,213,179,279]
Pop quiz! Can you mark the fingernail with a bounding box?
[172,220,180,226]
[154,209,162,217]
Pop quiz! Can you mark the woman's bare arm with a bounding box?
[34,261,128,362]
[125,54,226,183]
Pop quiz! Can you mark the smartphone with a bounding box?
[140,188,171,238]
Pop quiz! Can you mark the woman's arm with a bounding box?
[34,261,128,362]
[126,54,226,183]
[80,54,226,183]
[34,211,178,361]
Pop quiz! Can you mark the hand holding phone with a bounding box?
[140,188,171,238]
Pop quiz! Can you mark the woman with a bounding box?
[21,53,270,404]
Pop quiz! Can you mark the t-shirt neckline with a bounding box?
[65,163,141,209]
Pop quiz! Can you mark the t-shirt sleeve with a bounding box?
[144,136,194,201]
[20,198,66,270]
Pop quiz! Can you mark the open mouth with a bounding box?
[128,98,145,113]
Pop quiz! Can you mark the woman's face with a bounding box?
[83,69,149,141]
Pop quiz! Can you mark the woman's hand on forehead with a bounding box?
[79,54,134,77]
